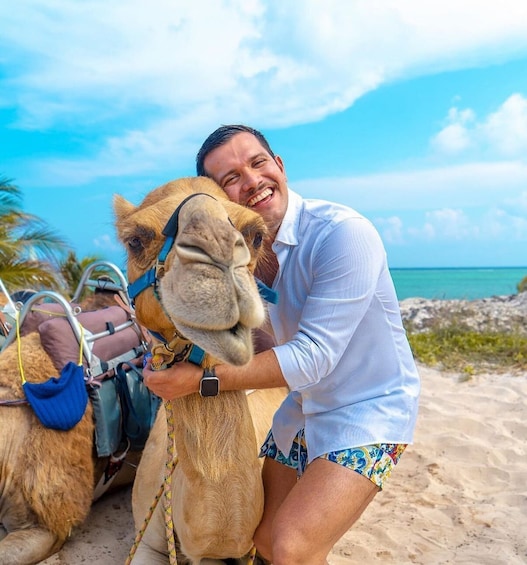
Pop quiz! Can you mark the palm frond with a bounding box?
[0,177,22,213]
[0,259,63,291]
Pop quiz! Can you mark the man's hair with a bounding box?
[196,124,276,177]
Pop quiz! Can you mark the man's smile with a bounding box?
[247,187,273,208]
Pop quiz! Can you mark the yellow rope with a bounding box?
[29,306,70,317]
[125,399,179,564]
[163,399,178,564]
[124,346,254,564]
[77,325,84,365]
[16,311,84,384]
[15,311,25,384]
[124,453,178,564]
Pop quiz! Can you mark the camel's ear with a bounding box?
[113,194,136,221]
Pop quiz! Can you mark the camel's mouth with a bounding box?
[175,321,254,366]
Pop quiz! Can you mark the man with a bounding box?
[143,125,420,565]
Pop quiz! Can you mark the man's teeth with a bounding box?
[248,188,272,207]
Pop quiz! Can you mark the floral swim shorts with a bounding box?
[259,429,407,489]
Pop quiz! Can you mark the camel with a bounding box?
[0,268,147,565]
[114,177,286,564]
[0,332,97,564]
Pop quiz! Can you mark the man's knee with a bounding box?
[253,519,272,562]
[270,527,319,565]
[255,512,331,565]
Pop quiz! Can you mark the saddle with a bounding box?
[1,261,160,457]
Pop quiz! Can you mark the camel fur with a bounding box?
[0,293,142,565]
[114,177,286,564]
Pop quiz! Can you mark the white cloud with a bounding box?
[482,207,527,240]
[2,0,527,226]
[93,233,121,252]
[431,123,471,154]
[432,93,527,157]
[375,216,405,244]
[2,0,527,138]
[382,204,527,247]
[479,93,527,155]
[292,160,527,212]
[504,190,527,212]
[426,208,477,239]
[431,107,476,153]
[297,161,527,248]
[405,208,475,241]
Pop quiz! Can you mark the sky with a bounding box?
[1,0,527,270]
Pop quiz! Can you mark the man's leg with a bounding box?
[260,457,379,565]
[253,457,298,561]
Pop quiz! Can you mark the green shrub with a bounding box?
[406,325,527,372]
[518,275,527,293]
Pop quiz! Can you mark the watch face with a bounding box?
[200,376,219,397]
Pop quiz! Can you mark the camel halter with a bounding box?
[127,191,278,315]
[127,192,277,369]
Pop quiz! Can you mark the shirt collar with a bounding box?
[275,188,302,247]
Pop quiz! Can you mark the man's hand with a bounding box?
[143,360,202,400]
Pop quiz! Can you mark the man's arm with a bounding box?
[143,348,287,400]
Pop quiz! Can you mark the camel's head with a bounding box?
[114,177,270,366]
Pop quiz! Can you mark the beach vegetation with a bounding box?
[59,250,108,296]
[0,176,70,290]
[405,319,527,373]
[517,275,527,293]
[0,178,112,300]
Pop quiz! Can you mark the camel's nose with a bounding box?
[175,209,251,270]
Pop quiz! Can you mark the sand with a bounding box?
[40,364,527,564]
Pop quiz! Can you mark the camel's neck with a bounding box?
[170,390,258,482]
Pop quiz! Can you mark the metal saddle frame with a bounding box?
[0,261,148,377]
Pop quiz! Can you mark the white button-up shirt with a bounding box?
[269,189,420,462]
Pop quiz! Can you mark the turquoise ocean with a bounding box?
[390,267,527,301]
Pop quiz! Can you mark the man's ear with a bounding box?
[275,154,286,175]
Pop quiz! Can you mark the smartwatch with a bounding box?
[199,367,219,397]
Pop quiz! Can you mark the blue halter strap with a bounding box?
[128,193,204,302]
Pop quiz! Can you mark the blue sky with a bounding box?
[1,1,527,270]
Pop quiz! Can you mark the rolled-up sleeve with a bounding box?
[271,215,387,392]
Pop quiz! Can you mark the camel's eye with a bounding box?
[240,222,266,258]
[252,232,263,250]
[125,226,156,255]
[128,236,143,251]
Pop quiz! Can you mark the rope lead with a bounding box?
[125,399,178,564]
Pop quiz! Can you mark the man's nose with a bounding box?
[240,169,259,192]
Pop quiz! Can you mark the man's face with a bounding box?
[202,132,288,237]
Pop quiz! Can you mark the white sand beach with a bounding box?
[329,365,527,564]
[40,362,527,564]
